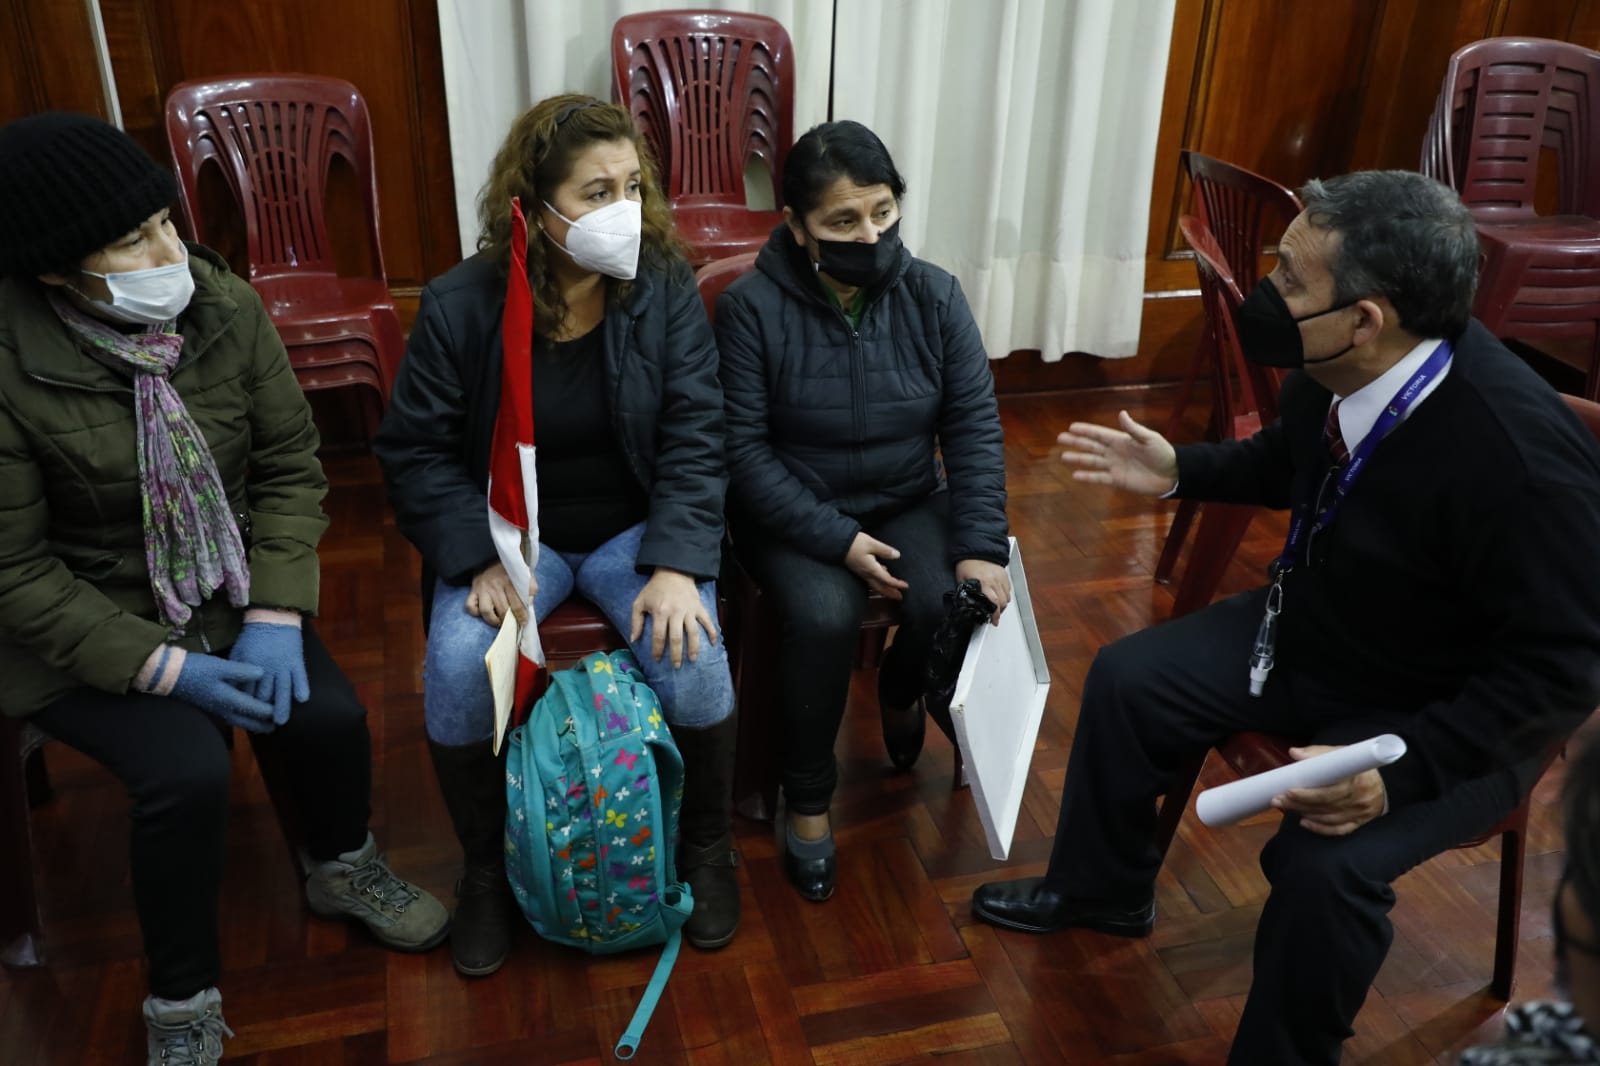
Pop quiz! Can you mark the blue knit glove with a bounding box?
[228,620,310,726]
[168,652,276,733]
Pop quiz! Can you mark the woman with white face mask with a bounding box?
[0,112,448,1066]
[373,94,738,975]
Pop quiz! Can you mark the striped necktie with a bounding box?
[1324,400,1349,466]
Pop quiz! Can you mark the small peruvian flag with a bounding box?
[487,196,545,725]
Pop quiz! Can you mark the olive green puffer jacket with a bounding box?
[0,244,328,717]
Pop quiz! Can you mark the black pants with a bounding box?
[738,491,955,815]
[1044,589,1529,1065]
[32,623,372,1001]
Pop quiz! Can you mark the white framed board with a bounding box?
[949,538,1050,861]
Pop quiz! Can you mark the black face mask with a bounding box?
[1233,277,1359,368]
[808,220,902,289]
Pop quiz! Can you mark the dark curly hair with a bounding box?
[476,94,682,338]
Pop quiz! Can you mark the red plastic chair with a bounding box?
[1163,151,1301,447]
[1156,732,1546,1001]
[1157,215,1283,618]
[1422,38,1600,399]
[0,716,304,970]
[165,75,403,437]
[613,11,795,267]
[1153,393,1600,1001]
[694,251,760,320]
[0,719,48,966]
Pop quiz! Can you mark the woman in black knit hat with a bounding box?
[0,112,448,1065]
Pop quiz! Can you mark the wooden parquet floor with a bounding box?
[1,386,1579,1065]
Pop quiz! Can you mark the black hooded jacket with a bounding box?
[715,227,1008,565]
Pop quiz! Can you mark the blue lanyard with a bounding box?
[1274,340,1453,574]
[1249,339,1453,697]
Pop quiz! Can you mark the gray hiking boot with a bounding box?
[305,833,450,951]
[144,987,232,1065]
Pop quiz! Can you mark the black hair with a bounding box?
[781,120,907,220]
[1297,170,1480,339]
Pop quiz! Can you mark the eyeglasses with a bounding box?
[1554,864,1600,961]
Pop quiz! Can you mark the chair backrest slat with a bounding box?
[166,74,385,282]
[1422,37,1600,218]
[1181,149,1302,294]
[1180,214,1283,430]
[613,11,795,205]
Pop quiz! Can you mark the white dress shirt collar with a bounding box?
[1332,338,1451,452]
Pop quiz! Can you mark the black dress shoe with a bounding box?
[881,695,927,771]
[782,835,836,902]
[971,876,1154,937]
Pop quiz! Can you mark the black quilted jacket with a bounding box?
[715,227,1008,566]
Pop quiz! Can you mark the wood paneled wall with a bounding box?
[1081,0,1600,395]
[101,0,459,319]
[0,0,457,323]
[7,2,1599,386]
[0,1,113,121]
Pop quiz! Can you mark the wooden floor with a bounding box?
[1,385,1579,1065]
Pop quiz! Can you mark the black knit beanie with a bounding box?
[0,112,178,277]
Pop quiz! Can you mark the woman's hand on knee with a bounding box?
[846,533,910,601]
[631,567,716,668]
[955,558,1012,625]
[467,561,530,628]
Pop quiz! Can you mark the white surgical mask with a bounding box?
[542,199,642,280]
[80,248,195,326]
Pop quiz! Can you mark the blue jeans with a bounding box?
[423,522,734,745]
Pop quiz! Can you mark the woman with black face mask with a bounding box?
[715,120,1012,902]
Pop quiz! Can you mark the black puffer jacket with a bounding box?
[716,226,1008,566]
[374,252,726,585]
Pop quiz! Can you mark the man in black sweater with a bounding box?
[971,170,1600,1064]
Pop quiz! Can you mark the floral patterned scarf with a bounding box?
[49,293,249,631]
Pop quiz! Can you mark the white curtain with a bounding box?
[437,0,834,258]
[437,0,1174,359]
[832,0,1175,359]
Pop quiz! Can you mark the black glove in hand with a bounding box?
[924,579,999,739]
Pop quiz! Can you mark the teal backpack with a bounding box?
[504,650,693,1059]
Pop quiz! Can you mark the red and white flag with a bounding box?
[487,197,545,724]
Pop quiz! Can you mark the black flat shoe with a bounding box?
[782,844,836,902]
[880,695,927,771]
[451,863,515,976]
[971,876,1154,937]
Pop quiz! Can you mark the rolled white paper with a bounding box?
[1195,734,1407,828]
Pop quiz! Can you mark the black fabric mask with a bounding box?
[809,220,902,288]
[1234,277,1359,368]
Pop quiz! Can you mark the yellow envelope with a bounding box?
[486,609,520,755]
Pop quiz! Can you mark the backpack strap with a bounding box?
[614,927,680,1060]
[613,887,692,1059]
